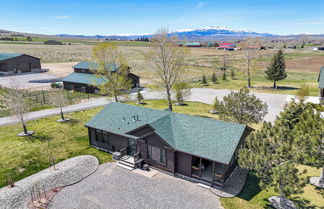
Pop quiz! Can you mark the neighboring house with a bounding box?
[0,53,41,75]
[62,61,140,93]
[218,43,236,51]
[319,66,324,101]
[85,102,252,187]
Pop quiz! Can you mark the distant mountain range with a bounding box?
[56,26,275,41]
[1,27,324,41]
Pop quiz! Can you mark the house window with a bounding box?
[102,131,109,143]
[147,145,166,164]
[96,130,102,142]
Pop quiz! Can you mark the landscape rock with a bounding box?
[0,155,99,209]
[269,196,296,209]
[310,176,324,188]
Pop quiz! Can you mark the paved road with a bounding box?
[49,163,223,209]
[0,88,319,126]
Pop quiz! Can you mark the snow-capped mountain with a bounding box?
[169,26,274,40]
[56,26,275,41]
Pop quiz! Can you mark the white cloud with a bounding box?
[193,2,205,11]
[52,16,71,19]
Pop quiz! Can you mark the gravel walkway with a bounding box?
[50,162,223,209]
[0,155,98,209]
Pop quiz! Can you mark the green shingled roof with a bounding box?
[0,53,23,61]
[62,72,107,85]
[73,61,119,72]
[85,102,247,164]
[319,67,324,88]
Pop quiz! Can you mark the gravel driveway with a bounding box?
[0,72,60,89]
[49,163,223,209]
[137,88,290,122]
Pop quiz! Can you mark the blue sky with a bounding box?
[0,0,324,35]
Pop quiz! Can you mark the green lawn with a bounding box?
[190,70,319,96]
[220,166,324,209]
[0,107,110,188]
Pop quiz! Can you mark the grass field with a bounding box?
[0,43,322,95]
[0,100,322,208]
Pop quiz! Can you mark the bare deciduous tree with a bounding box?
[5,80,33,136]
[49,89,70,122]
[93,42,132,102]
[239,38,261,88]
[144,28,189,111]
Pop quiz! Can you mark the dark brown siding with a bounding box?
[63,81,99,93]
[144,133,170,148]
[138,133,175,173]
[74,68,93,74]
[175,152,192,176]
[0,55,41,73]
[89,127,128,152]
[89,128,97,146]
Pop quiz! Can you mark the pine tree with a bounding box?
[216,88,268,124]
[211,73,218,84]
[292,105,324,184]
[265,50,287,89]
[201,75,207,85]
[230,70,235,80]
[239,121,307,202]
[222,71,227,80]
[136,89,144,104]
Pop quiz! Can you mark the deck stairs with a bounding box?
[117,155,136,171]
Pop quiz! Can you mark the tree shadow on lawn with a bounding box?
[255,86,300,91]
[237,172,262,201]
[27,134,53,142]
[290,197,317,209]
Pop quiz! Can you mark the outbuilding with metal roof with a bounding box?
[0,53,41,75]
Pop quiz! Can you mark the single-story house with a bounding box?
[218,43,237,51]
[62,61,140,93]
[85,103,252,187]
[0,53,41,75]
[319,66,324,102]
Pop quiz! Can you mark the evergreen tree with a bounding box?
[136,89,144,104]
[215,88,268,124]
[222,71,227,80]
[211,72,218,84]
[292,105,324,184]
[201,75,207,85]
[239,121,307,202]
[173,82,191,105]
[230,70,235,80]
[265,50,287,89]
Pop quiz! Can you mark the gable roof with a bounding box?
[62,72,107,86]
[319,67,324,88]
[0,53,23,61]
[73,61,119,72]
[85,102,248,164]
